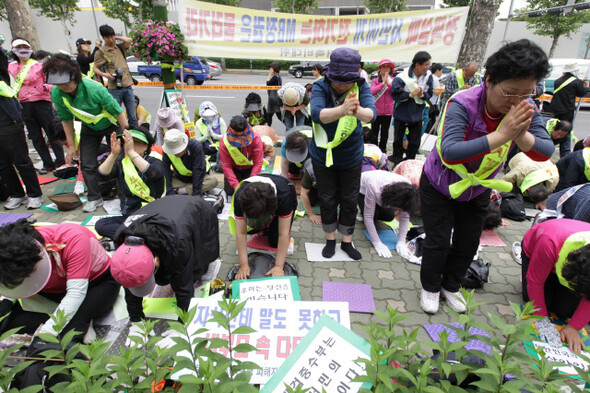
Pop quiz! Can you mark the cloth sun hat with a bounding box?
[48,192,82,211]
[110,240,156,297]
[76,38,91,46]
[563,63,580,73]
[11,39,31,48]
[378,59,395,69]
[283,87,300,106]
[157,108,178,129]
[163,128,189,155]
[245,101,262,112]
[46,72,73,85]
[326,47,363,84]
[0,240,52,299]
[285,144,308,164]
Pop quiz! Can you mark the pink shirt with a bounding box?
[360,171,411,245]
[37,224,110,293]
[523,219,590,330]
[8,60,52,103]
[219,134,264,189]
[370,77,394,116]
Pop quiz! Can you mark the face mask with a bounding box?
[13,48,33,59]
[202,115,215,125]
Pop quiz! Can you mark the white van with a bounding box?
[544,58,590,93]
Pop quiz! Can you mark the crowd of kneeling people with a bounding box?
[0,40,589,376]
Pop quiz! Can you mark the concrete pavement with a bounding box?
[4,145,531,343]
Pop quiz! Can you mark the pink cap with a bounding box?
[110,243,155,297]
[379,59,395,69]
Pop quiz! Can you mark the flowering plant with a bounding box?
[130,19,190,63]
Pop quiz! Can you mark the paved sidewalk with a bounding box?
[4,152,529,343]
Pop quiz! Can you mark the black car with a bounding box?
[288,61,329,78]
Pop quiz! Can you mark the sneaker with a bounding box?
[38,166,55,175]
[4,196,28,210]
[201,258,222,282]
[83,198,103,212]
[441,288,467,313]
[74,181,85,196]
[512,242,522,265]
[356,211,364,222]
[420,289,440,314]
[27,196,43,209]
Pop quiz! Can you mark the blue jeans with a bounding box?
[283,111,306,131]
[108,86,138,128]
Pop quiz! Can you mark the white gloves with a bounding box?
[396,242,421,265]
[373,241,392,258]
[125,322,154,347]
[536,318,562,347]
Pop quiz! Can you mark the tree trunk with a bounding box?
[549,35,560,58]
[60,19,73,54]
[220,57,226,71]
[456,0,501,69]
[5,0,41,51]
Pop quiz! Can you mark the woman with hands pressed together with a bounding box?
[419,40,555,315]
[309,48,377,261]
[94,128,165,239]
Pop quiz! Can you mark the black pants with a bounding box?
[521,246,581,319]
[313,162,361,235]
[369,115,392,153]
[358,193,396,222]
[224,167,253,196]
[21,101,65,169]
[419,172,490,292]
[95,215,127,239]
[0,269,120,341]
[0,126,42,198]
[79,124,118,201]
[555,112,574,123]
[392,118,422,166]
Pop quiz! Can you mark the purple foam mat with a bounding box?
[424,323,491,354]
[0,213,33,227]
[322,281,376,313]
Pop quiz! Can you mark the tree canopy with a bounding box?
[364,0,407,14]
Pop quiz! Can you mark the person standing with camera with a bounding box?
[93,25,138,129]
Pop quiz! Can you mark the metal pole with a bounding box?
[90,0,100,38]
[502,0,515,42]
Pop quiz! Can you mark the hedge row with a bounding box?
[206,57,380,73]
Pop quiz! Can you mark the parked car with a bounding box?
[288,61,329,78]
[126,56,150,74]
[137,56,210,85]
[198,57,222,78]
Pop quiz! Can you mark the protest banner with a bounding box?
[178,0,469,62]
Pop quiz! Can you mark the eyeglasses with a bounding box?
[497,84,536,99]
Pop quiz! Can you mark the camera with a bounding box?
[111,68,124,89]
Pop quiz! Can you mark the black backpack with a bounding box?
[500,192,526,221]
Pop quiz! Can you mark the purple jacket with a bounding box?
[424,83,552,201]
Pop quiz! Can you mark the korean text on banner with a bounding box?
[178,0,469,62]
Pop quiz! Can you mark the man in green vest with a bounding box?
[162,129,218,196]
[546,118,574,158]
[442,61,480,107]
[550,63,589,123]
[43,53,129,213]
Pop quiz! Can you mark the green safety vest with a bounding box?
[555,231,590,291]
[121,153,165,205]
[168,153,192,176]
[312,83,359,167]
[0,79,16,98]
[553,76,576,95]
[62,97,117,126]
[196,120,220,150]
[83,62,96,80]
[223,135,253,166]
[584,148,590,181]
[14,59,37,94]
[436,91,514,199]
[455,69,465,89]
[228,175,277,236]
[520,165,558,195]
[546,118,575,145]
